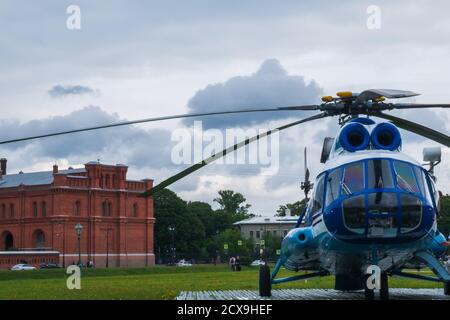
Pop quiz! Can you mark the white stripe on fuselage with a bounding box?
[322,150,422,173]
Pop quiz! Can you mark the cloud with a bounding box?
[0,106,177,172]
[183,59,323,129]
[48,85,97,97]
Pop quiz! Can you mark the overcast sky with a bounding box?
[0,0,449,215]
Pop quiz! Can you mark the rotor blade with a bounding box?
[375,112,450,147]
[142,113,329,197]
[356,89,419,103]
[391,103,450,109]
[0,105,320,145]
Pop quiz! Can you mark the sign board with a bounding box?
[260,240,265,246]
[237,240,242,246]
[276,249,281,255]
[224,244,228,250]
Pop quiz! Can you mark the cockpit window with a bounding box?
[367,192,398,215]
[400,194,422,233]
[393,161,419,193]
[368,159,394,189]
[311,174,325,213]
[342,195,365,234]
[325,168,340,206]
[342,162,364,195]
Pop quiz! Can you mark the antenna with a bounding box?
[300,147,313,199]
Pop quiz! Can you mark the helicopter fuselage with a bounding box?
[279,143,447,289]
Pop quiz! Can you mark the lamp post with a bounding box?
[75,223,83,266]
[168,226,176,265]
[105,225,112,268]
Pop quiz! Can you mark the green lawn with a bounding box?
[0,264,443,300]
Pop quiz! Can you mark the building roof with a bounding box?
[0,168,86,188]
[233,216,298,226]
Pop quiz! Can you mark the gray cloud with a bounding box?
[0,106,176,170]
[183,59,323,129]
[48,85,97,97]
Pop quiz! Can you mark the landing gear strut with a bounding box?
[380,272,389,300]
[445,282,450,295]
[259,264,272,297]
[364,274,374,300]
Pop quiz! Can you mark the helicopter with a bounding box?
[1,88,450,300]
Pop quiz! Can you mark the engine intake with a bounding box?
[338,123,370,152]
[371,122,401,150]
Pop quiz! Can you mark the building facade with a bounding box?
[233,216,298,242]
[0,159,155,268]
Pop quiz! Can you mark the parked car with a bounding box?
[250,259,265,267]
[39,263,62,269]
[11,264,36,271]
[176,259,193,267]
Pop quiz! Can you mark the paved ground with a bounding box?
[176,288,450,300]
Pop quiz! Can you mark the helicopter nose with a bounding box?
[282,227,315,258]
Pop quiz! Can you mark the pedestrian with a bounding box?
[235,256,241,272]
[229,256,236,271]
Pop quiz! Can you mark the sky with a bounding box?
[0,0,449,215]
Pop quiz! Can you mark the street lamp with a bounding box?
[105,225,112,268]
[168,226,176,265]
[75,223,83,266]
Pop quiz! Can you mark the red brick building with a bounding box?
[0,159,155,268]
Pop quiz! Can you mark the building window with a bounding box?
[33,202,38,217]
[132,203,138,217]
[34,230,45,248]
[256,231,260,239]
[273,230,277,236]
[102,201,112,217]
[75,201,81,216]
[1,204,5,219]
[10,204,14,218]
[108,202,112,217]
[102,201,107,216]
[42,202,46,217]
[249,231,254,239]
[283,230,288,236]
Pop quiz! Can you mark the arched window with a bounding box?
[9,204,14,218]
[105,175,110,189]
[132,203,138,217]
[33,202,38,217]
[34,230,45,248]
[2,231,13,250]
[102,201,107,216]
[75,201,81,216]
[108,202,112,217]
[42,202,46,217]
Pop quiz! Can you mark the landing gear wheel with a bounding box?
[380,273,389,300]
[259,263,272,297]
[445,282,450,296]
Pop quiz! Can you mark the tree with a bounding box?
[276,198,308,217]
[438,194,450,237]
[153,189,205,262]
[214,228,253,264]
[214,190,252,216]
[261,231,283,262]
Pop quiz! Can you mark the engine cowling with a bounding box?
[338,122,370,152]
[371,122,401,150]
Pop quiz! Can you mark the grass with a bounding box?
[0,264,444,300]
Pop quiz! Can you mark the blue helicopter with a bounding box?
[2,88,449,300]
